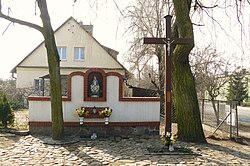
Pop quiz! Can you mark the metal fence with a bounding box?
[200,99,239,138]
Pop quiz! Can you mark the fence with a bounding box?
[200,99,239,138]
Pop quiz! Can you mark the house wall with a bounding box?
[56,19,122,69]
[28,72,160,136]
[15,18,124,88]
[16,68,48,88]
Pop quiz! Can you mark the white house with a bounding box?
[11,17,160,136]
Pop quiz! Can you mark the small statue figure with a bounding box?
[90,76,100,97]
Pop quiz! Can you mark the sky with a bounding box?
[0,0,250,79]
[0,0,129,79]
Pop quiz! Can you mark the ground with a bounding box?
[0,110,249,165]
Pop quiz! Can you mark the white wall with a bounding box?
[29,74,160,123]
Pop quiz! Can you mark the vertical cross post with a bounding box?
[165,15,172,133]
[143,15,193,134]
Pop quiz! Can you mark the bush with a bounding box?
[0,94,15,128]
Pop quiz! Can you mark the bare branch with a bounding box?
[0,0,43,32]
[148,73,160,92]
[2,22,11,35]
[194,0,218,9]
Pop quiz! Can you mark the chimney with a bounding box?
[83,25,93,36]
[78,21,93,36]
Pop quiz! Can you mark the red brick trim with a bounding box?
[106,72,160,102]
[120,97,160,101]
[28,71,86,102]
[106,72,123,77]
[28,96,51,101]
[29,122,52,126]
[84,68,107,101]
[29,121,160,127]
[28,96,76,101]
[67,71,85,101]
[28,69,160,102]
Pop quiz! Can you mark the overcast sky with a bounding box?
[0,0,249,79]
[0,0,129,79]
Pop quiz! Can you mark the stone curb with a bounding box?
[0,128,29,136]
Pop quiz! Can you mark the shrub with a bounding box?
[0,94,15,128]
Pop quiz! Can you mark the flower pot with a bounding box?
[105,117,109,125]
[168,143,174,152]
[79,117,84,125]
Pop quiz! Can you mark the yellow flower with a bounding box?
[99,107,112,117]
[161,132,175,146]
[76,107,89,117]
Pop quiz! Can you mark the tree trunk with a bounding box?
[173,0,206,143]
[211,99,220,125]
[156,46,165,115]
[37,0,64,140]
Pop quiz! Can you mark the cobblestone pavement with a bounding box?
[0,133,249,166]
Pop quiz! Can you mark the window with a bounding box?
[57,47,67,60]
[74,47,85,61]
[61,75,68,96]
[34,79,43,95]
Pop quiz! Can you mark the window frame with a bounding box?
[34,79,44,95]
[57,46,67,61]
[74,47,85,61]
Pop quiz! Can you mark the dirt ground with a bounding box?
[13,109,29,130]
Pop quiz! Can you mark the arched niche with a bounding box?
[84,69,106,101]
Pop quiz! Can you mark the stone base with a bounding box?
[29,125,159,137]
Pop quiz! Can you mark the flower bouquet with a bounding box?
[76,107,89,125]
[161,132,175,151]
[99,107,112,125]
[99,107,112,117]
[76,107,89,117]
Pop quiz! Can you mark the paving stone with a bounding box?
[0,134,250,165]
[89,161,102,166]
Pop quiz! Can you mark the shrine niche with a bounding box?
[88,72,103,98]
[84,69,106,101]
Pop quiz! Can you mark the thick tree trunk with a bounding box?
[37,0,64,140]
[173,0,206,142]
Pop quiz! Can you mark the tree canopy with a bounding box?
[227,69,248,105]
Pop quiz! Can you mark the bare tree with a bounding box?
[0,78,33,109]
[123,0,167,114]
[0,0,64,140]
[190,45,237,125]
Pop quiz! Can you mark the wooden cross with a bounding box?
[143,15,193,134]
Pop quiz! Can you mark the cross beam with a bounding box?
[144,38,193,45]
[143,15,193,134]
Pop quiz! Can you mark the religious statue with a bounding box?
[90,76,100,97]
